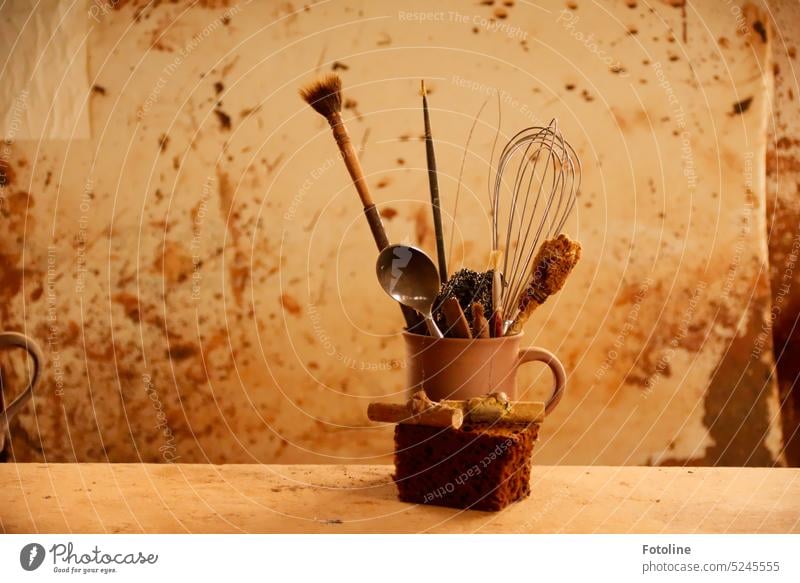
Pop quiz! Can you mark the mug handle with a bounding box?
[0,332,43,435]
[517,347,566,416]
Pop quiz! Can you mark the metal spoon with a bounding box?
[376,244,443,338]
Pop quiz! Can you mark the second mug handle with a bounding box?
[0,332,43,436]
[517,347,566,416]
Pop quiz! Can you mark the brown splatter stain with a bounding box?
[152,240,193,283]
[217,170,238,239]
[414,206,432,247]
[494,7,508,18]
[214,109,232,130]
[343,98,362,121]
[376,177,391,189]
[92,85,106,95]
[240,105,262,118]
[331,61,349,71]
[280,293,302,316]
[731,96,753,115]
[380,207,398,220]
[0,159,15,188]
[168,343,198,361]
[663,300,777,466]
[752,20,767,43]
[112,292,142,322]
[158,134,169,152]
[214,81,224,95]
[216,169,250,305]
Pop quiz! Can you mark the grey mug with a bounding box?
[0,332,42,453]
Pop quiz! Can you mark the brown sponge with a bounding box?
[393,422,538,512]
[511,234,581,333]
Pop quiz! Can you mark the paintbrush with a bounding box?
[421,80,447,283]
[300,74,420,330]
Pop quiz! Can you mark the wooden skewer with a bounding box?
[442,296,472,338]
[300,75,421,330]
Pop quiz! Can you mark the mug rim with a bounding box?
[402,329,524,342]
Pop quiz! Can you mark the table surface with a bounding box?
[1,464,798,534]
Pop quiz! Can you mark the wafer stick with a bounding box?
[442,296,472,338]
[367,401,463,428]
[442,392,544,424]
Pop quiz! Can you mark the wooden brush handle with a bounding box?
[327,112,422,331]
[367,401,463,429]
[363,204,389,249]
[328,113,390,251]
[329,113,375,208]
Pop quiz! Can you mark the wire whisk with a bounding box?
[490,119,581,332]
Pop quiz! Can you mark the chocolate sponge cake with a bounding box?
[393,421,538,512]
[368,391,543,512]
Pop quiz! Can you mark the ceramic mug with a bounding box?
[0,332,43,452]
[402,331,565,415]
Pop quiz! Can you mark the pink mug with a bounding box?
[402,331,565,415]
[1,332,42,452]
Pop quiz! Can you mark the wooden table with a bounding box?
[1,464,798,533]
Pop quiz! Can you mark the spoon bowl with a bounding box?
[376,244,443,338]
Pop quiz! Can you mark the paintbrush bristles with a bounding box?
[299,74,342,118]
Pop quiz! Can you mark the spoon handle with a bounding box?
[424,314,443,338]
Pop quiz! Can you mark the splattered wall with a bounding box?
[0,0,785,465]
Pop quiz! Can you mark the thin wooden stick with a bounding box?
[368,391,463,428]
[421,80,447,283]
